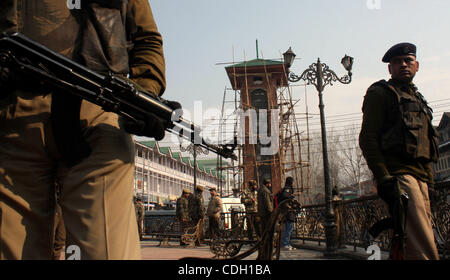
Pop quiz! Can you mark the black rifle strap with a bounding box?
[50,0,125,167]
[50,92,91,167]
[48,4,91,167]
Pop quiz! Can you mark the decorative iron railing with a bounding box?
[143,184,448,259]
[295,183,449,259]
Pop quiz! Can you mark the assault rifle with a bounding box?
[0,32,236,160]
[369,180,409,260]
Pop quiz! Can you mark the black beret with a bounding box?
[382,43,416,63]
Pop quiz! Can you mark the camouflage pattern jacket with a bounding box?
[241,188,258,213]
[176,196,190,222]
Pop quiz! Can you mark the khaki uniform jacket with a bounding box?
[257,185,273,217]
[0,0,166,95]
[189,193,205,222]
[359,79,435,184]
[0,0,165,259]
[207,194,223,220]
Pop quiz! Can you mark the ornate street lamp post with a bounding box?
[180,143,209,190]
[283,47,353,257]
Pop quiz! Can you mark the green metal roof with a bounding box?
[225,58,284,69]
[158,147,170,156]
[181,156,191,165]
[137,141,225,179]
[140,141,157,149]
[171,152,181,160]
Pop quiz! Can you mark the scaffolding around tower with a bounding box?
[216,47,312,202]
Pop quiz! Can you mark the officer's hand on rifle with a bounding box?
[123,99,183,141]
[124,112,166,140]
[377,176,398,206]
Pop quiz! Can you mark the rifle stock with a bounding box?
[0,32,236,160]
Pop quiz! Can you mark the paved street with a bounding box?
[140,239,351,260]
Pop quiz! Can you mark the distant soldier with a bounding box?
[176,189,191,245]
[257,178,274,259]
[207,187,223,239]
[189,185,205,245]
[241,180,260,240]
[332,186,345,248]
[134,197,145,241]
[176,189,191,223]
[257,178,274,234]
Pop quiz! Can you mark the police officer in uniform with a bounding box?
[176,188,191,223]
[359,43,440,260]
[241,180,260,240]
[189,185,205,245]
[0,1,168,259]
[134,197,145,241]
[257,178,274,235]
[176,188,191,245]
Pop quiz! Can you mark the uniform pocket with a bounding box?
[400,97,423,130]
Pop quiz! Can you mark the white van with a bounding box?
[204,196,245,229]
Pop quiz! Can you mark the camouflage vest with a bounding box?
[241,188,258,213]
[373,80,439,162]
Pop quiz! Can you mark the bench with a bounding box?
[156,219,202,247]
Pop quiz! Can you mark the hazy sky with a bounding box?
[142,0,450,149]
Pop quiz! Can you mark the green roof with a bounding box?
[172,152,181,160]
[158,147,170,156]
[182,157,191,165]
[225,58,284,69]
[137,141,225,178]
[140,141,157,149]
[196,158,229,167]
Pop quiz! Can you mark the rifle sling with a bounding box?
[50,0,124,167]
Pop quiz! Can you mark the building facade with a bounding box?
[434,113,450,182]
[134,141,225,208]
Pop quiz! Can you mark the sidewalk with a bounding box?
[140,239,351,260]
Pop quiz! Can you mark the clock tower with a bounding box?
[225,56,288,194]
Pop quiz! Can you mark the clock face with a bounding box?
[250,88,268,109]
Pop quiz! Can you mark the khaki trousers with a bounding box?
[397,174,439,260]
[0,91,141,259]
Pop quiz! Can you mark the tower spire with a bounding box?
[256,39,259,59]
